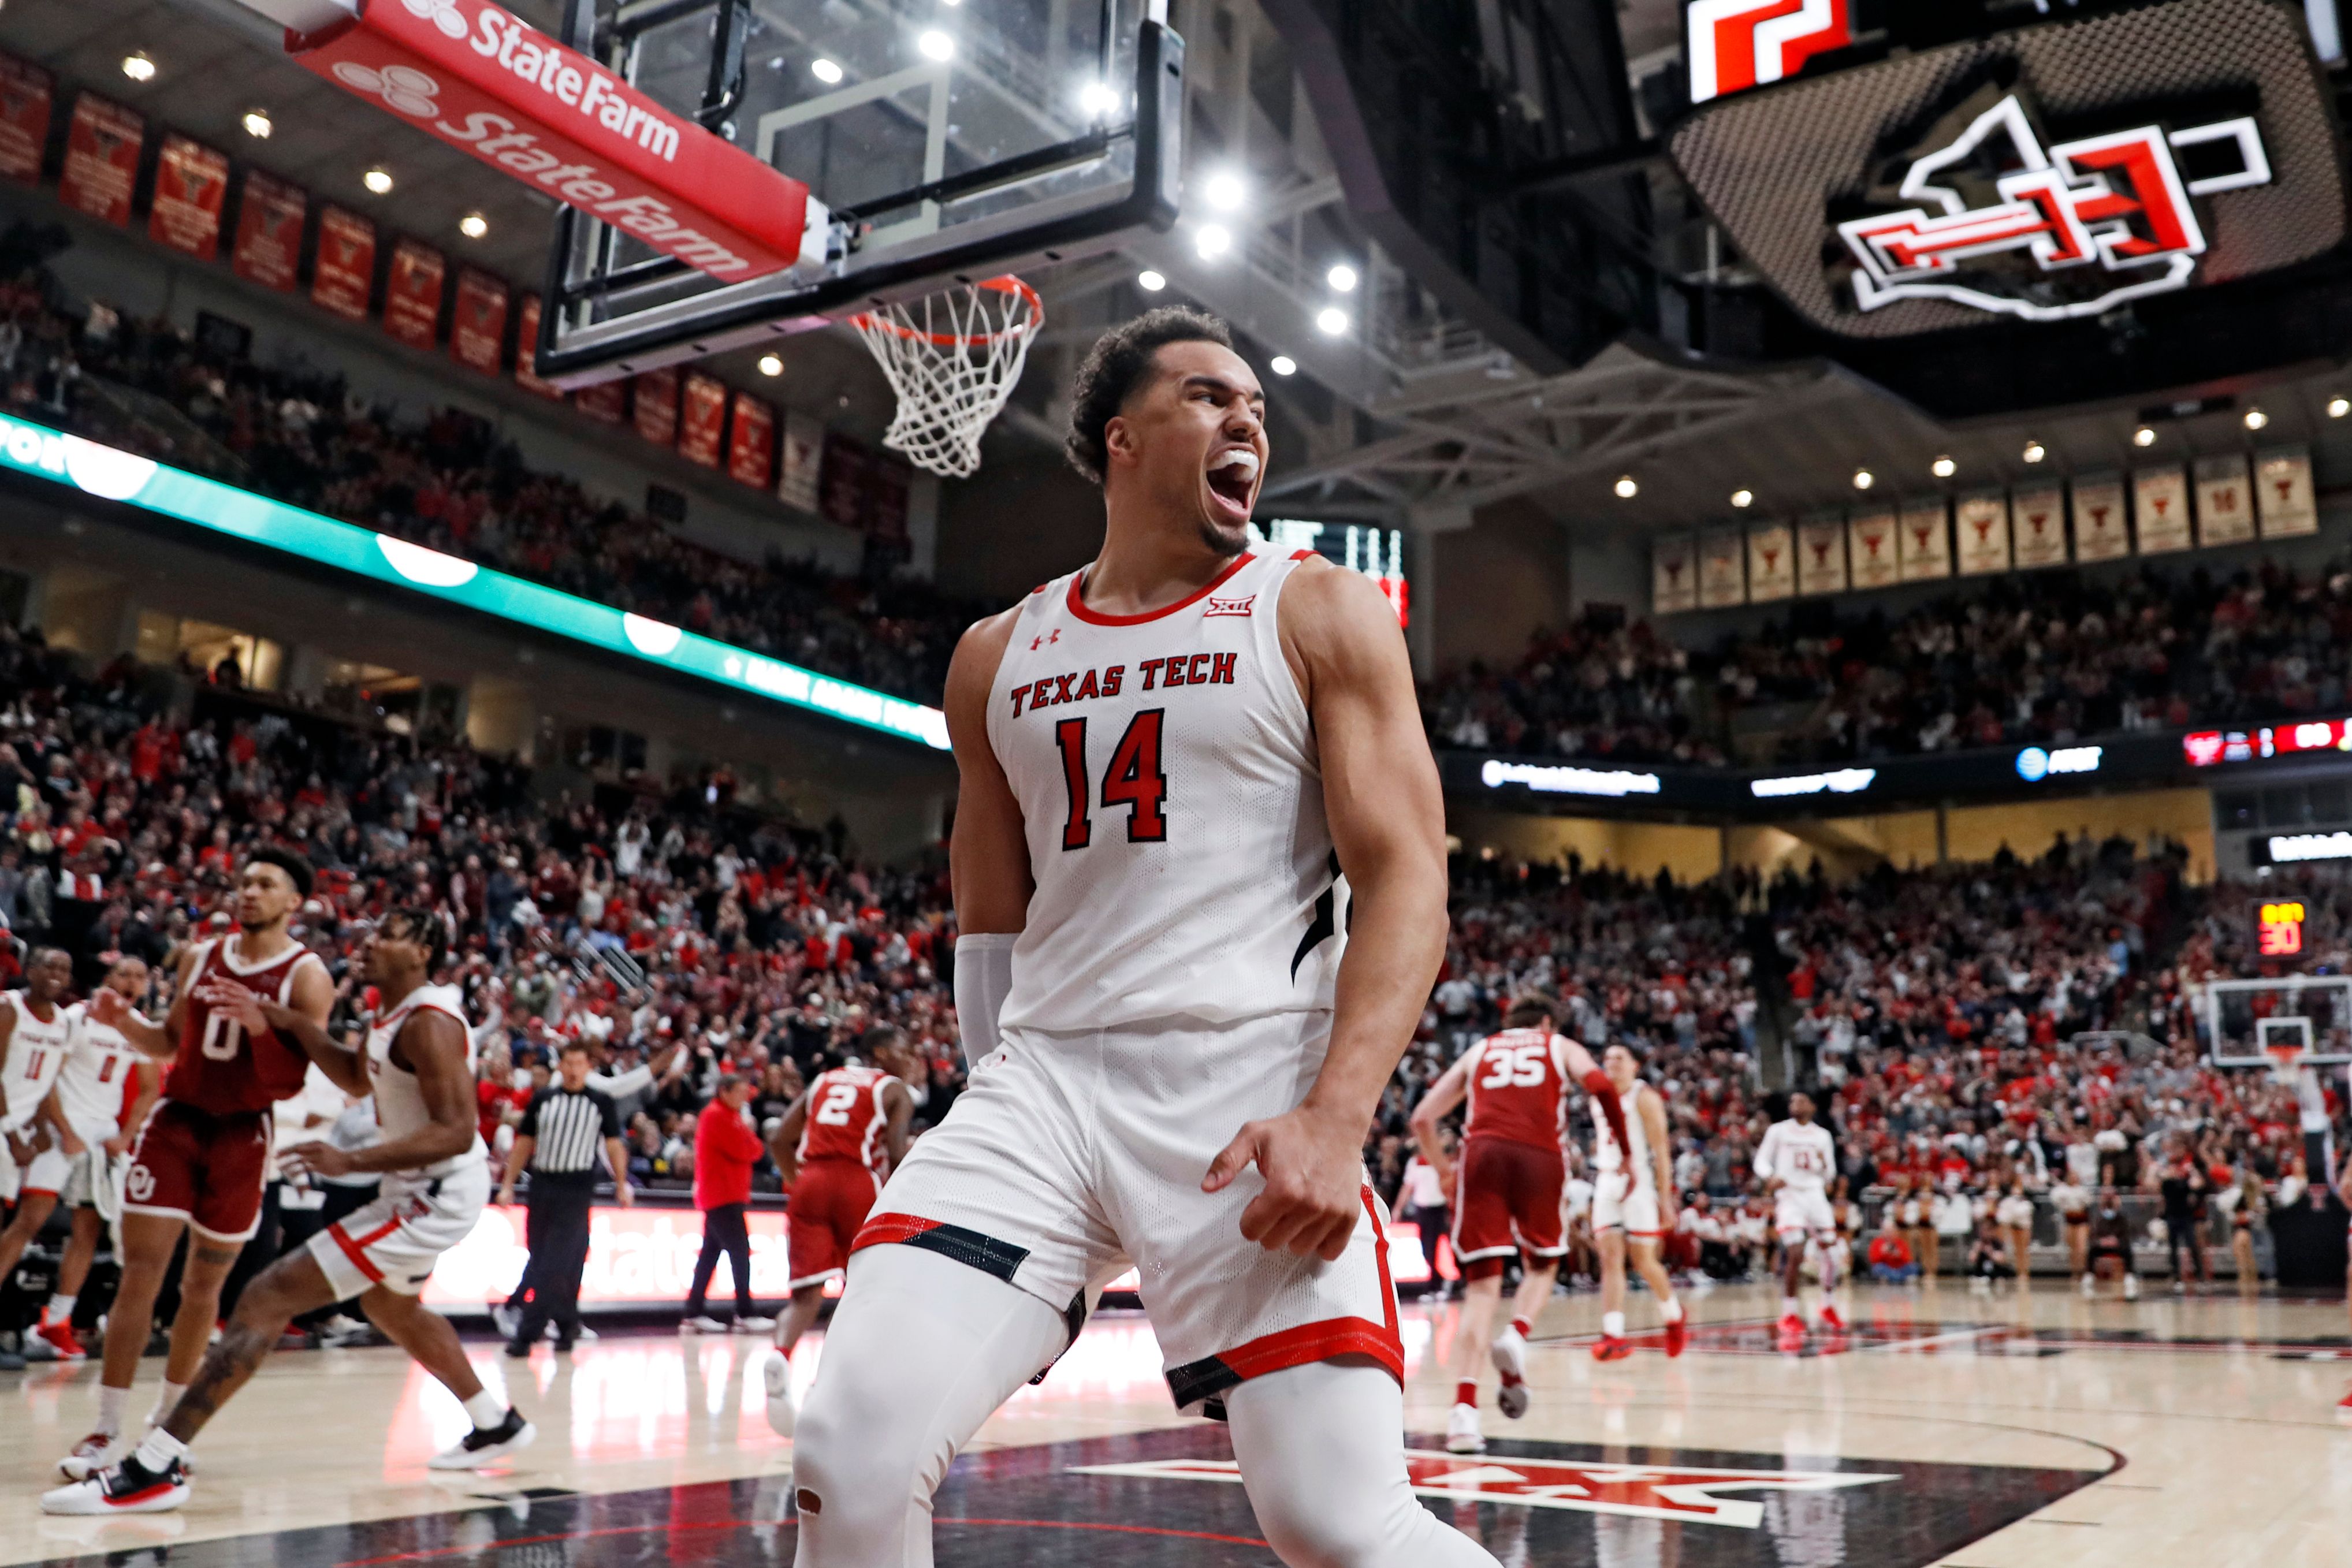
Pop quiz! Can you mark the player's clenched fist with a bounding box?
[1203,1104,1364,1261]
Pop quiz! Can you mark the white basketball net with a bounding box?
[851,276,1043,479]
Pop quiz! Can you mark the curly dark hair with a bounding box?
[382,904,451,974]
[1063,306,1234,485]
[246,844,315,900]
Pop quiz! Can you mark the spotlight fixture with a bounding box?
[459,212,488,239]
[121,53,156,83]
[241,109,273,139]
[364,167,394,195]
[2022,440,2046,463]
[1852,468,1874,490]
[1729,488,1754,508]
[1194,224,1232,260]
[1614,475,1639,499]
[1078,81,1117,115]
[1326,263,1359,293]
[1204,172,1246,212]
[1270,355,1297,376]
[810,57,844,84]
[757,354,783,377]
[1315,307,1349,336]
[2245,407,2269,431]
[1136,269,1166,292]
[2332,396,2351,419]
[1931,455,1956,478]
[2133,426,2157,446]
[917,30,954,61]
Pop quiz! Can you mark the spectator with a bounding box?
[681,1074,773,1333]
[1390,1131,1453,1292]
[1866,1228,1918,1284]
[2085,1189,2139,1299]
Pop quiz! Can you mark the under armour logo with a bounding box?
[1030,628,1061,650]
[400,0,470,39]
[332,60,441,118]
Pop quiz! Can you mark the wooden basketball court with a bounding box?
[5,1280,2345,1567]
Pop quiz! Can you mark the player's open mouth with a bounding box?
[1205,446,1259,522]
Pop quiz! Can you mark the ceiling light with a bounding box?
[2245,407,2269,430]
[2021,440,2046,463]
[1852,468,1874,490]
[1270,355,1297,376]
[810,57,844,85]
[1195,224,1232,260]
[459,212,488,239]
[1315,306,1349,336]
[364,167,394,195]
[917,30,954,61]
[1137,269,1166,292]
[121,53,155,83]
[1730,488,1754,508]
[1204,172,1246,212]
[1326,263,1359,293]
[758,354,783,377]
[241,109,272,139]
[1931,455,1956,478]
[2133,425,2157,446]
[1078,81,1117,116]
[2332,396,2351,419]
[1614,475,1639,500]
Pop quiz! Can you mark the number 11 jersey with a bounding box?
[987,550,1344,1033]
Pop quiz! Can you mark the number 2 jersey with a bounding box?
[166,936,328,1116]
[795,1064,898,1171]
[987,550,1345,1032]
[1460,1027,1573,1153]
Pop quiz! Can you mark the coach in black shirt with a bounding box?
[498,1041,631,1354]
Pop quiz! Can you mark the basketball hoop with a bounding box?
[851,276,1043,480]
[2265,1041,2308,1083]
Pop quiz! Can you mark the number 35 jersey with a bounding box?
[988,550,1345,1032]
[164,936,326,1115]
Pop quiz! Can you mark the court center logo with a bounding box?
[1836,87,2271,322]
[332,59,441,118]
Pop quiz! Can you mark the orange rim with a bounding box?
[851,275,1042,347]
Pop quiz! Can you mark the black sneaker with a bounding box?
[41,1449,191,1514]
[502,1338,533,1359]
[427,1408,538,1470]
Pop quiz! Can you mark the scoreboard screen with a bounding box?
[1250,520,1410,624]
[2256,901,2308,958]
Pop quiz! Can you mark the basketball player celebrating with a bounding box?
[0,950,85,1294]
[761,1026,918,1436]
[51,848,334,1481]
[31,957,163,1360]
[1406,996,1628,1454]
[46,908,534,1514]
[787,308,1499,1568]
[1756,1090,1843,1349]
[1588,1041,1685,1363]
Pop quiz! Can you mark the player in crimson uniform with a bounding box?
[760,1026,918,1436]
[54,848,332,1481]
[1409,996,1627,1453]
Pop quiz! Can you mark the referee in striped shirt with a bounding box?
[498,1041,631,1354]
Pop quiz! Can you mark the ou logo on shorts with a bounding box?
[332,60,442,118]
[125,1164,155,1202]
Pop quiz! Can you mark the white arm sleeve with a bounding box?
[1752,1124,1778,1182]
[954,934,1017,1068]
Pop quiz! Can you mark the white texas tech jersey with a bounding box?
[366,984,485,1181]
[988,550,1345,1031]
[55,1011,144,1140]
[1591,1082,1656,1191]
[0,994,77,1135]
[1756,1118,1836,1193]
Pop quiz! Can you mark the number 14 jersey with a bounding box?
[987,550,1344,1033]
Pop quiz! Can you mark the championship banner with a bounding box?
[2011,485,2068,568]
[1897,499,1950,582]
[58,94,142,227]
[2072,475,2130,561]
[632,367,679,445]
[1746,521,1795,603]
[0,55,54,185]
[1698,526,1746,608]
[2256,447,2317,538]
[1796,516,1845,597]
[2132,465,2191,554]
[513,294,562,397]
[1651,535,1698,614]
[1954,491,2010,576]
[312,204,377,321]
[727,392,774,489]
[231,170,306,292]
[1847,510,1898,589]
[147,134,229,260]
[2193,453,2254,548]
[383,239,446,348]
[288,0,809,282]
[777,410,824,514]
[449,267,508,373]
[574,378,626,423]
[820,431,873,530]
[678,370,727,467]
[869,456,911,545]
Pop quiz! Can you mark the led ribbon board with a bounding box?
[0,415,948,750]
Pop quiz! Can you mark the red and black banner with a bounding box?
[726,392,773,489]
[678,370,727,467]
[818,431,870,531]
[631,367,679,446]
[513,294,562,398]
[868,454,911,544]
[383,238,445,348]
[231,170,306,292]
[0,54,53,186]
[449,267,507,373]
[58,93,142,227]
[312,204,377,321]
[148,133,228,262]
[574,379,626,424]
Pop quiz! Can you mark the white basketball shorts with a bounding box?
[308,1161,490,1298]
[1774,1186,1836,1236]
[1591,1174,1662,1238]
[854,1011,1403,1414]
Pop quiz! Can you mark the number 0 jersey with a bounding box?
[987,551,1344,1032]
[165,936,326,1116]
[1460,1028,1572,1152]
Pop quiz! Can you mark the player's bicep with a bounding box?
[1291,568,1443,888]
[401,1015,477,1134]
[288,956,336,1024]
[946,610,1033,935]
